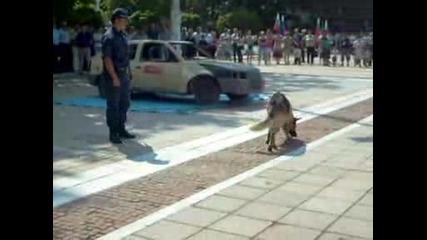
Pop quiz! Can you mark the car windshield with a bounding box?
[168,42,213,60]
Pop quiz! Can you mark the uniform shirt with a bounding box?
[102,27,130,72]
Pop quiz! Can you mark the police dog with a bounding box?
[250,92,300,152]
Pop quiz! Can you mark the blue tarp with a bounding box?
[54,94,269,114]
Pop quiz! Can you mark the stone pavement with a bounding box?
[53,65,372,179]
[107,118,373,240]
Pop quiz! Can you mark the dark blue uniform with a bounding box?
[102,26,131,135]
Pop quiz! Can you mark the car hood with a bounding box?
[196,59,257,72]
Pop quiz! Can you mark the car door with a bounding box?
[130,42,164,92]
[136,42,183,93]
[156,44,183,93]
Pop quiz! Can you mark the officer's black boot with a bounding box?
[118,127,136,139]
[109,130,123,144]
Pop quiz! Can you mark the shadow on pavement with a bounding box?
[281,139,307,156]
[255,138,306,156]
[117,140,168,165]
[294,108,374,128]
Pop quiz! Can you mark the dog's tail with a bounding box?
[249,118,272,131]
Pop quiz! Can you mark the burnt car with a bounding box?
[89,40,265,104]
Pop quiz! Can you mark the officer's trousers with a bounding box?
[105,71,131,133]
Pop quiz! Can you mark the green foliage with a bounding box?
[129,10,158,28]
[103,0,170,25]
[54,0,315,31]
[216,9,262,32]
[53,0,77,21]
[68,6,105,27]
[53,0,104,26]
[181,12,201,28]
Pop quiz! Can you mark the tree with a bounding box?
[216,9,262,31]
[69,6,105,27]
[181,13,201,28]
[53,0,95,22]
[129,10,158,29]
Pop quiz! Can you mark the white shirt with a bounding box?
[332,49,340,57]
[231,33,240,43]
[205,33,213,44]
[59,28,70,44]
[93,32,103,47]
[192,32,200,44]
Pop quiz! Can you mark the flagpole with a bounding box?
[281,14,285,35]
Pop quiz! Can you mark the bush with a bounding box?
[216,9,262,32]
[182,12,201,29]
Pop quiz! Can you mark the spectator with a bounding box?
[53,22,60,73]
[76,24,93,74]
[58,21,72,72]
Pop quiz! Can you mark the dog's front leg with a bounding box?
[282,126,292,143]
[266,129,271,144]
[285,131,292,142]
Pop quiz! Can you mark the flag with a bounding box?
[315,17,321,37]
[273,13,280,33]
[323,19,329,36]
[281,14,286,35]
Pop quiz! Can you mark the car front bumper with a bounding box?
[218,70,265,95]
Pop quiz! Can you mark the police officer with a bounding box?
[102,8,135,144]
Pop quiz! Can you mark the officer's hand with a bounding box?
[113,79,121,87]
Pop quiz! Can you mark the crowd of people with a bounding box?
[53,21,171,74]
[178,27,373,67]
[53,20,373,74]
[53,21,105,74]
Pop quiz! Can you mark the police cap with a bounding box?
[111,8,129,22]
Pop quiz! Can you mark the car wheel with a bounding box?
[191,77,220,104]
[227,93,249,101]
[97,76,107,99]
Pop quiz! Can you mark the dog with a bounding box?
[249,92,300,152]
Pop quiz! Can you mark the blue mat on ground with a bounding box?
[54,94,269,114]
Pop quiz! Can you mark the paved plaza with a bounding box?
[53,64,373,240]
[100,117,373,240]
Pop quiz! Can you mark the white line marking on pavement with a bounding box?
[98,115,373,240]
[264,76,373,82]
[53,88,373,208]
